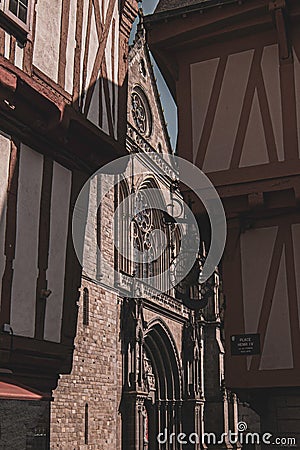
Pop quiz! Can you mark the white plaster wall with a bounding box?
[259,250,293,370]
[33,0,62,82]
[44,162,71,343]
[10,145,43,337]
[112,16,119,139]
[241,226,294,371]
[241,227,277,371]
[14,42,24,70]
[262,44,284,161]
[241,227,278,337]
[65,0,77,94]
[85,7,100,127]
[204,50,254,172]
[239,90,269,168]
[86,8,98,95]
[4,32,10,59]
[191,58,219,164]
[1,32,25,68]
[84,0,119,135]
[192,45,283,172]
[0,133,11,310]
[80,0,90,98]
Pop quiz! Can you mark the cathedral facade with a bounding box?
[50,23,240,450]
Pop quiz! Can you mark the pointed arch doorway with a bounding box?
[121,318,183,450]
[144,321,182,450]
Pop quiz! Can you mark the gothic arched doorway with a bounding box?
[120,315,183,450]
[143,321,182,450]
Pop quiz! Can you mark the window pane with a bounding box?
[18,3,27,23]
[8,0,18,16]
[8,0,28,23]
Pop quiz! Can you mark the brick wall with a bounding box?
[50,282,122,450]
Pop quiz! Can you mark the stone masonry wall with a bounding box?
[50,281,122,450]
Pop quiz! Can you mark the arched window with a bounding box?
[117,176,181,293]
[118,180,132,276]
[132,179,171,291]
[83,288,89,326]
[84,403,89,445]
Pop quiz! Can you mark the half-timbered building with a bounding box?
[0,0,138,447]
[146,0,300,443]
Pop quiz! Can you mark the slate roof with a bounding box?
[155,0,207,13]
[153,0,237,16]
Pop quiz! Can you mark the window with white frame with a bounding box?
[0,0,33,38]
[9,0,28,24]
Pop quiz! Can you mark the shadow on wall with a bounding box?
[0,400,50,450]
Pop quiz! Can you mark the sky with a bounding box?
[130,0,178,150]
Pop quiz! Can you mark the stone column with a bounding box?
[182,399,206,450]
[120,297,149,450]
[121,392,148,450]
[202,272,236,449]
[182,312,206,450]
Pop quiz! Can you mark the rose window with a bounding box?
[131,88,152,136]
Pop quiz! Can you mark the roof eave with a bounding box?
[146,0,240,23]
